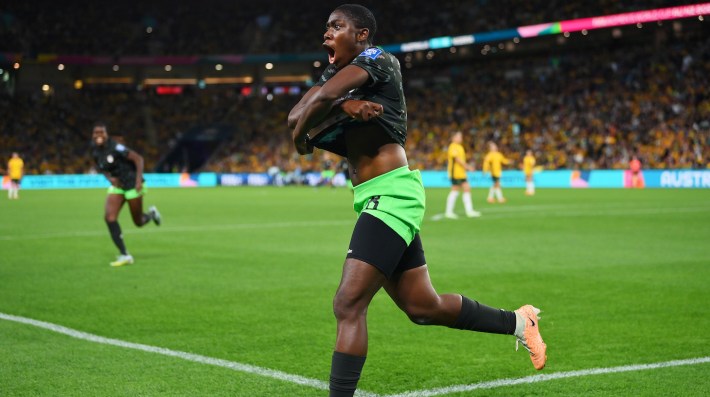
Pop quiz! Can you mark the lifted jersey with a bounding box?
[312,47,407,156]
[92,139,138,189]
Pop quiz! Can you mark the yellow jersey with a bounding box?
[8,157,24,179]
[483,151,510,178]
[523,154,536,175]
[447,142,467,179]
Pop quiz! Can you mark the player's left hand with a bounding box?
[294,136,314,155]
[341,100,383,121]
[135,179,143,192]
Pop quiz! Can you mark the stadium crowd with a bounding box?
[2,34,707,176]
[1,0,701,56]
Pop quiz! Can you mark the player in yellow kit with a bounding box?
[523,150,536,196]
[445,131,481,218]
[7,152,24,200]
[482,142,511,203]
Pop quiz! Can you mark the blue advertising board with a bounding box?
[3,170,708,190]
[3,173,218,190]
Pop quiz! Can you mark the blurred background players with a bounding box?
[629,155,643,188]
[91,123,161,267]
[445,131,480,218]
[483,142,512,203]
[320,152,337,187]
[7,152,24,200]
[523,150,536,196]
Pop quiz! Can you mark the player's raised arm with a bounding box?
[341,99,383,122]
[291,65,370,154]
[288,85,321,129]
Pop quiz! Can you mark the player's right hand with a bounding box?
[341,100,383,121]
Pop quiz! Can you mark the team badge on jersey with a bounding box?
[359,47,382,60]
[107,155,114,163]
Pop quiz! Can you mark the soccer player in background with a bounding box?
[7,152,23,200]
[321,152,337,186]
[445,131,481,218]
[523,149,536,196]
[288,5,546,396]
[483,142,511,203]
[629,155,642,188]
[91,123,161,267]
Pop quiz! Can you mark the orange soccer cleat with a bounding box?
[515,305,547,370]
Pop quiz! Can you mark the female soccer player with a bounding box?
[288,5,546,396]
[445,131,481,218]
[7,152,23,200]
[523,149,536,195]
[483,141,512,203]
[91,123,161,267]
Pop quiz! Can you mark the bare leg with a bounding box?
[333,258,388,356]
[384,264,516,335]
[127,196,150,227]
[383,265,462,326]
[105,194,125,223]
[329,259,388,396]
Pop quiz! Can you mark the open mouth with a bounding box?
[323,43,336,64]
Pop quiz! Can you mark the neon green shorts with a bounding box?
[353,166,426,244]
[107,185,146,200]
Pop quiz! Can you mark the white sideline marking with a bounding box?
[383,356,710,397]
[1,312,708,397]
[0,312,377,397]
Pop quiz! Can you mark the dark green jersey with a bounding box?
[312,47,407,157]
[91,139,138,189]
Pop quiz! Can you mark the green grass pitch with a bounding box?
[1,187,709,396]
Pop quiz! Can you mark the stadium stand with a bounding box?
[1,0,702,55]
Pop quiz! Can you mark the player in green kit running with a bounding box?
[91,123,161,267]
[288,5,547,396]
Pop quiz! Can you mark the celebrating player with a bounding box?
[288,5,546,396]
[483,142,511,203]
[7,152,24,200]
[91,123,161,267]
[445,131,481,218]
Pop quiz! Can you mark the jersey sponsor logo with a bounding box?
[359,47,382,60]
[115,143,127,152]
